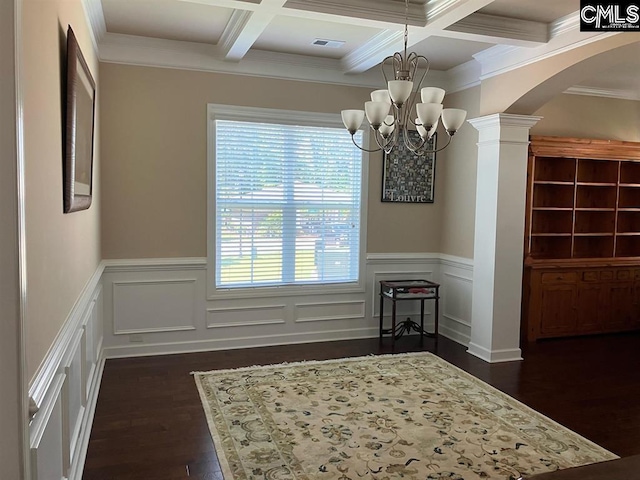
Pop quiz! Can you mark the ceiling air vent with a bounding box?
[312,39,345,48]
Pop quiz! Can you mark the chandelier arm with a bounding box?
[413,133,453,155]
[350,132,382,153]
[401,121,427,153]
[380,55,394,86]
[372,130,395,151]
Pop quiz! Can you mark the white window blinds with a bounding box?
[215,119,363,288]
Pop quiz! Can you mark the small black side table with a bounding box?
[379,279,440,348]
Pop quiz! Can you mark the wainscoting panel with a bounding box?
[30,374,65,480]
[113,279,197,334]
[440,257,474,345]
[28,265,105,480]
[207,304,287,328]
[294,300,365,323]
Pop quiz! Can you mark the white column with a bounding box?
[0,0,29,478]
[467,113,541,363]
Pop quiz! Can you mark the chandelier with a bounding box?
[340,0,467,155]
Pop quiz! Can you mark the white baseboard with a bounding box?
[467,342,523,363]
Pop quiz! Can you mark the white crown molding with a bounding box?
[472,30,617,81]
[81,0,106,52]
[445,58,481,93]
[99,32,383,88]
[342,30,403,73]
[444,12,548,47]
[564,85,640,101]
[549,11,580,39]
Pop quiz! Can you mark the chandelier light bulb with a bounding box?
[421,87,446,104]
[371,89,392,104]
[341,109,365,134]
[442,108,467,134]
[379,115,395,137]
[388,80,413,106]
[416,103,443,129]
[365,101,390,128]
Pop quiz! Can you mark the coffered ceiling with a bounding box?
[88,0,640,100]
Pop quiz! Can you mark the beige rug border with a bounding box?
[193,351,617,479]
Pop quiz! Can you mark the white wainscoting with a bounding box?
[101,254,474,358]
[439,255,474,345]
[28,265,104,480]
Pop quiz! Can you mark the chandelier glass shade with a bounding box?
[341,0,467,155]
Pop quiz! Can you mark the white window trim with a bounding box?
[206,104,369,300]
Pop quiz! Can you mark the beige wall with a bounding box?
[437,86,481,259]
[23,0,101,379]
[532,93,640,141]
[100,64,443,258]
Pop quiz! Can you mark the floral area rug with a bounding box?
[193,352,615,480]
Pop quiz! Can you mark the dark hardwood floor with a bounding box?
[82,333,640,479]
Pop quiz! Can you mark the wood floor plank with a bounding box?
[83,333,640,479]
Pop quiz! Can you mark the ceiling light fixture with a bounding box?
[340,0,467,155]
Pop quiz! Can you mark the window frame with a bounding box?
[207,104,369,300]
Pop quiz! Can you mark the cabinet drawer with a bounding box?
[635,269,640,280]
[600,270,614,280]
[541,272,577,283]
[617,270,631,281]
[582,271,599,282]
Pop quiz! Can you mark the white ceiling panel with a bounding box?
[102,0,234,44]
[478,0,577,23]
[410,36,493,71]
[253,15,380,59]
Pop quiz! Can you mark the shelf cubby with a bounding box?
[575,210,615,234]
[620,161,640,184]
[533,183,575,208]
[615,235,640,257]
[618,186,640,208]
[573,235,614,259]
[530,236,572,259]
[576,185,617,209]
[617,210,640,233]
[531,210,573,234]
[534,157,576,183]
[578,158,619,183]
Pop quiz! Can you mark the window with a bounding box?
[210,106,365,292]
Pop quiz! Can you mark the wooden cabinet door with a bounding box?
[608,282,635,331]
[577,282,605,333]
[539,284,577,337]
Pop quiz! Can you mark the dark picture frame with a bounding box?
[63,25,96,213]
[381,131,436,203]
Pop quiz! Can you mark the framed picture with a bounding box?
[63,25,96,213]
[381,131,436,203]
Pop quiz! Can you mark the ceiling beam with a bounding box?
[442,12,548,47]
[343,0,495,73]
[179,0,424,30]
[217,0,286,61]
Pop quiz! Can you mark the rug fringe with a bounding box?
[190,350,434,376]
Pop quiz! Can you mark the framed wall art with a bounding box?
[63,25,96,213]
[381,131,436,203]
